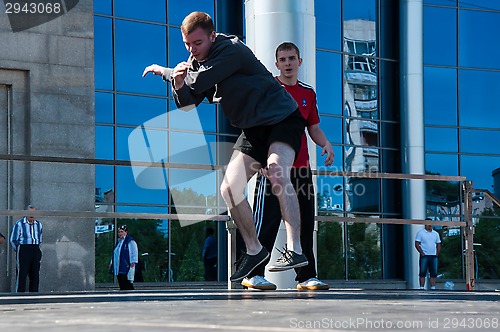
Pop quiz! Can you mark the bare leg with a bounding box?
[419,276,425,287]
[221,150,262,255]
[430,277,436,287]
[267,142,302,254]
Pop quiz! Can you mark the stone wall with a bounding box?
[0,0,95,292]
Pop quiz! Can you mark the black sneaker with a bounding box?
[267,247,308,272]
[230,247,270,282]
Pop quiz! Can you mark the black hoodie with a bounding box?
[172,33,298,129]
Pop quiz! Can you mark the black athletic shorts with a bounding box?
[234,108,306,167]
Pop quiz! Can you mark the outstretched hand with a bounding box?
[142,64,167,77]
[321,142,334,166]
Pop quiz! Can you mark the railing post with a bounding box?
[463,181,475,291]
[226,218,237,289]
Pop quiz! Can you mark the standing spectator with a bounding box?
[239,42,334,290]
[415,220,441,290]
[202,227,217,281]
[110,225,138,290]
[10,205,43,292]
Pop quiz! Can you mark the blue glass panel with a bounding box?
[424,67,457,126]
[344,0,376,21]
[317,175,344,213]
[116,166,168,204]
[118,126,168,162]
[115,0,166,23]
[424,0,457,5]
[116,95,167,127]
[115,20,167,95]
[461,155,500,190]
[95,125,114,160]
[460,129,500,154]
[169,132,216,165]
[425,127,458,152]
[315,0,341,50]
[95,92,113,124]
[169,100,216,133]
[168,0,215,26]
[424,6,457,66]
[94,17,113,90]
[460,70,500,129]
[95,165,114,202]
[460,1,500,10]
[168,27,188,67]
[316,51,342,115]
[93,0,111,15]
[425,153,458,176]
[460,10,500,70]
[317,116,342,144]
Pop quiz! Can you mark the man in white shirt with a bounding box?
[415,220,441,290]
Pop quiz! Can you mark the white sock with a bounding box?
[419,286,424,289]
[431,286,436,290]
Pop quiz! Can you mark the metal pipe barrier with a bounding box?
[0,153,478,290]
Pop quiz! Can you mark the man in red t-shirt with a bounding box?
[237,42,334,290]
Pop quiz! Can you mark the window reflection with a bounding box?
[316,51,342,115]
[115,20,167,95]
[169,169,217,217]
[315,0,341,50]
[116,166,168,205]
[425,127,458,152]
[343,17,379,215]
[168,27,188,67]
[344,0,377,21]
[425,153,459,177]
[116,94,167,127]
[115,0,166,23]
[93,0,111,15]
[95,92,113,124]
[95,165,114,206]
[461,155,500,191]
[94,17,113,90]
[169,132,216,165]
[460,0,500,10]
[95,125,114,160]
[460,129,500,154]
[424,6,457,66]
[424,67,457,126]
[460,10,500,70]
[460,70,500,129]
[169,100,216,133]
[118,126,168,162]
[168,0,215,26]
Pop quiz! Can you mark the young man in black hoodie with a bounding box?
[143,11,308,282]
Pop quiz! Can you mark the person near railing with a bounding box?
[238,42,334,291]
[415,219,442,290]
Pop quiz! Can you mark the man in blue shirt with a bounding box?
[10,205,43,292]
[202,227,217,281]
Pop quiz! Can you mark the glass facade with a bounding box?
[93,0,500,284]
[424,1,500,279]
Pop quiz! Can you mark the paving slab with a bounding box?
[1,289,499,331]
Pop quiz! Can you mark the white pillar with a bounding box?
[245,0,316,289]
[400,0,426,290]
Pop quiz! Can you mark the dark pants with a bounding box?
[204,257,217,281]
[16,244,42,292]
[117,274,134,290]
[236,168,317,282]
